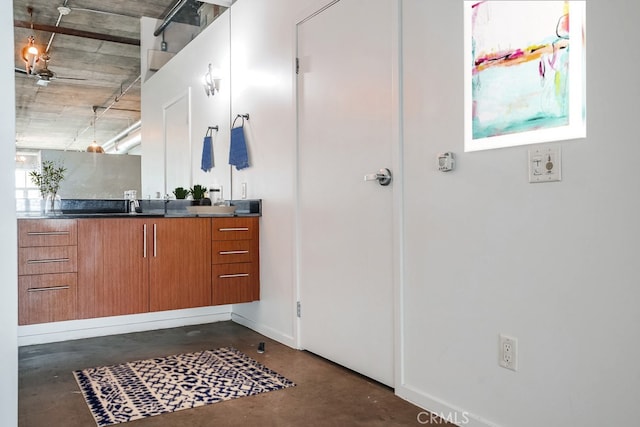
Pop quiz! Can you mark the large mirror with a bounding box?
[13,0,230,206]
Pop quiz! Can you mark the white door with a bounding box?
[297,0,396,386]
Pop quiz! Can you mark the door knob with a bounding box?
[364,168,392,186]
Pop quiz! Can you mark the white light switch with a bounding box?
[528,146,561,183]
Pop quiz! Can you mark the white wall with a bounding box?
[226,0,318,346]
[221,1,640,425]
[399,1,640,426]
[1,0,18,424]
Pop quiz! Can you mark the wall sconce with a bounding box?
[203,63,221,97]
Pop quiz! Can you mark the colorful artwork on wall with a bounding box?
[464,1,586,152]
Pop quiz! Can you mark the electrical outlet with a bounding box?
[499,334,518,371]
[241,182,247,199]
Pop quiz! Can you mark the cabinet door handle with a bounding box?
[143,224,147,258]
[219,250,249,255]
[26,258,69,264]
[153,224,157,257]
[27,285,70,292]
[27,231,70,236]
[219,273,250,278]
[218,227,249,232]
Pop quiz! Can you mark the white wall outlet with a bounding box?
[241,182,247,199]
[499,334,518,371]
[528,146,561,183]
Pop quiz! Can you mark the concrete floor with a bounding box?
[19,321,453,426]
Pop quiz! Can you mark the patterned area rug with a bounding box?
[73,347,296,427]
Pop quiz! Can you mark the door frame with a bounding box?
[293,0,405,387]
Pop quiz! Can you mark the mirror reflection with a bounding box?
[13,0,230,211]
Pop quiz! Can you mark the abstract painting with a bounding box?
[464,1,586,152]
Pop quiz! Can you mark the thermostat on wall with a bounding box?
[437,152,455,172]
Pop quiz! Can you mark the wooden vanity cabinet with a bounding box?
[77,218,149,318]
[18,215,255,325]
[148,218,211,312]
[77,217,211,319]
[18,219,78,325]
[211,217,260,305]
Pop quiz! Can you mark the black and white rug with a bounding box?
[73,347,296,426]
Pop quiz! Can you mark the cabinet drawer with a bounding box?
[212,217,258,241]
[18,273,77,325]
[18,219,77,247]
[18,246,78,275]
[212,262,259,305]
[212,240,257,264]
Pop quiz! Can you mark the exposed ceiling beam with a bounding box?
[14,20,140,46]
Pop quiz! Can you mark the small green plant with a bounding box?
[190,184,207,200]
[29,160,67,199]
[173,187,190,199]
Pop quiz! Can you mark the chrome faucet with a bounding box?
[129,198,140,214]
[125,190,139,214]
[164,193,170,214]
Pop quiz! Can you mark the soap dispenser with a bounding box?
[210,188,222,206]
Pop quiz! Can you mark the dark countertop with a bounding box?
[17,198,262,219]
[17,213,261,219]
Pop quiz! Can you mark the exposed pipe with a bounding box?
[45,1,70,54]
[154,0,190,37]
[110,130,142,154]
[101,120,141,152]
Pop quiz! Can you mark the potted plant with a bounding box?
[173,187,190,199]
[29,160,67,213]
[190,184,211,206]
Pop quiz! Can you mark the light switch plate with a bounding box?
[528,146,561,183]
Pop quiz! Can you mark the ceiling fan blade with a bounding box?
[56,76,88,81]
[14,67,31,76]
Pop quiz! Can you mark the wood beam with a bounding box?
[14,20,140,46]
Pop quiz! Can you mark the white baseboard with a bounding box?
[396,384,499,427]
[231,312,297,348]
[18,306,233,346]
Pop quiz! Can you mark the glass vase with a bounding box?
[45,193,62,215]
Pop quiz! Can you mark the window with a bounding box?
[15,151,41,213]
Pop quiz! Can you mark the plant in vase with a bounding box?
[29,160,67,213]
[190,184,211,206]
[173,187,190,199]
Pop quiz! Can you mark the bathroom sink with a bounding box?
[186,205,237,215]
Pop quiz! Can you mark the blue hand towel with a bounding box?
[201,135,214,172]
[229,126,249,170]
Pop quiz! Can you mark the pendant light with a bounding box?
[21,7,40,74]
[87,106,105,153]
